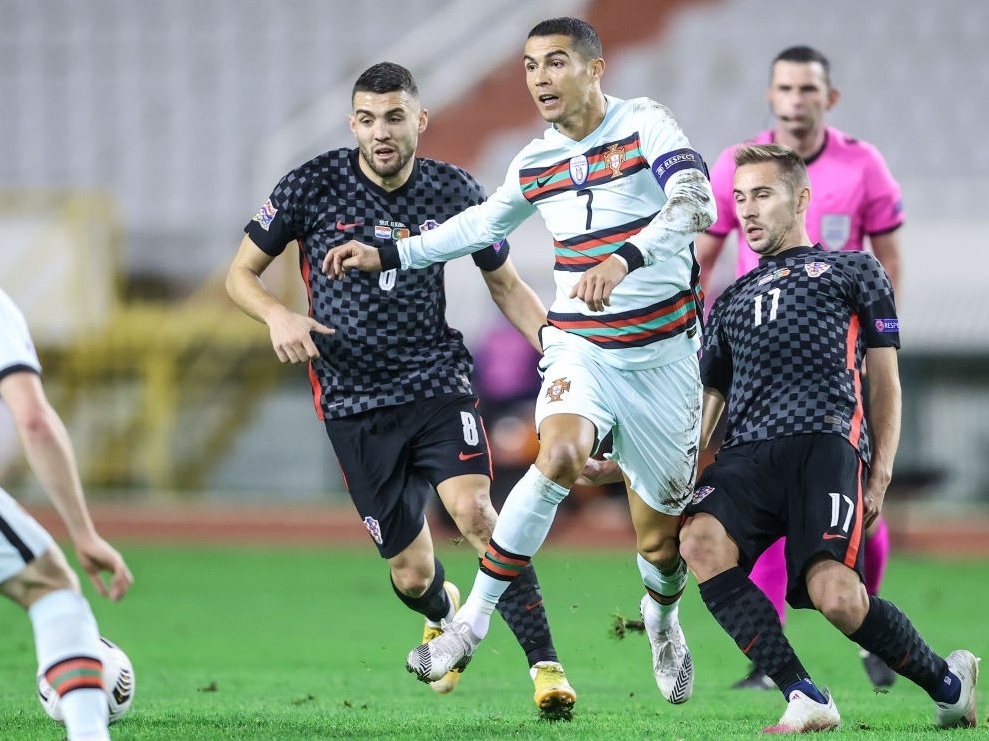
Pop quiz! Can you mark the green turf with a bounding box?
[0,544,985,739]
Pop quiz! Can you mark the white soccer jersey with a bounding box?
[395,95,715,370]
[0,289,41,378]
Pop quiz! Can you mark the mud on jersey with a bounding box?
[701,245,900,463]
[245,149,508,419]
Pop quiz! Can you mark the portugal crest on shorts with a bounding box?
[545,377,571,403]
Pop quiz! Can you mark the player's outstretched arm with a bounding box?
[0,371,134,602]
[322,240,382,279]
[227,235,334,363]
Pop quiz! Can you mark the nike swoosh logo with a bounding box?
[458,451,485,461]
[336,220,362,230]
[525,600,543,610]
[822,533,848,540]
[535,175,553,188]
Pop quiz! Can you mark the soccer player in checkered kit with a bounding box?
[226,61,576,714]
[677,143,978,732]
[326,18,715,705]
[695,45,905,692]
[0,288,134,740]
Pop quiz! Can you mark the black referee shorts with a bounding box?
[324,394,492,559]
[687,433,867,609]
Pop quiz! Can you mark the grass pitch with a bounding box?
[0,543,986,739]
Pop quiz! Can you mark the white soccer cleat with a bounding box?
[935,649,980,728]
[406,618,480,684]
[422,582,462,694]
[640,595,693,704]
[764,688,841,734]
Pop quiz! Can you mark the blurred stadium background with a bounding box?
[2,0,988,550]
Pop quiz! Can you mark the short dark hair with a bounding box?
[771,45,832,87]
[352,62,419,100]
[527,17,602,61]
[735,143,809,194]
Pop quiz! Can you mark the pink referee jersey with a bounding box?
[707,126,904,277]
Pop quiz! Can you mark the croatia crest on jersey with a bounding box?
[420,219,440,232]
[569,155,588,186]
[804,261,831,278]
[820,214,851,251]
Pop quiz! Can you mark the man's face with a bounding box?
[523,34,598,130]
[349,90,425,186]
[733,161,801,257]
[767,60,834,138]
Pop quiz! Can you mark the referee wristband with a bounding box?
[378,244,401,271]
[613,242,645,272]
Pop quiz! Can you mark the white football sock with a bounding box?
[458,465,568,638]
[29,589,109,741]
[638,553,688,631]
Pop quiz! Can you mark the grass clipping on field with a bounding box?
[611,611,645,639]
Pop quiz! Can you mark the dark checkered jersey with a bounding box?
[245,148,508,419]
[701,245,900,463]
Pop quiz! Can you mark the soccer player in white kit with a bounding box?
[0,288,133,740]
[325,17,715,704]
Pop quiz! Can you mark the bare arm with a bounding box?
[699,387,727,451]
[869,230,903,298]
[862,346,901,527]
[695,231,727,297]
[480,257,547,352]
[0,372,133,601]
[226,235,334,363]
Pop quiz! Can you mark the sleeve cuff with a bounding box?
[378,244,401,271]
[614,242,645,272]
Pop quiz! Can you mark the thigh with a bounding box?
[409,395,494,486]
[610,353,702,515]
[324,405,431,559]
[783,434,867,608]
[534,342,615,452]
[0,487,55,585]
[686,443,784,571]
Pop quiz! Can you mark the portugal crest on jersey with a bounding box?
[569,155,588,185]
[604,143,626,177]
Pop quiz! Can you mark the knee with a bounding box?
[389,555,437,597]
[814,589,867,632]
[808,568,869,633]
[1,548,79,609]
[391,568,432,597]
[678,518,732,582]
[535,441,586,487]
[637,531,680,571]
